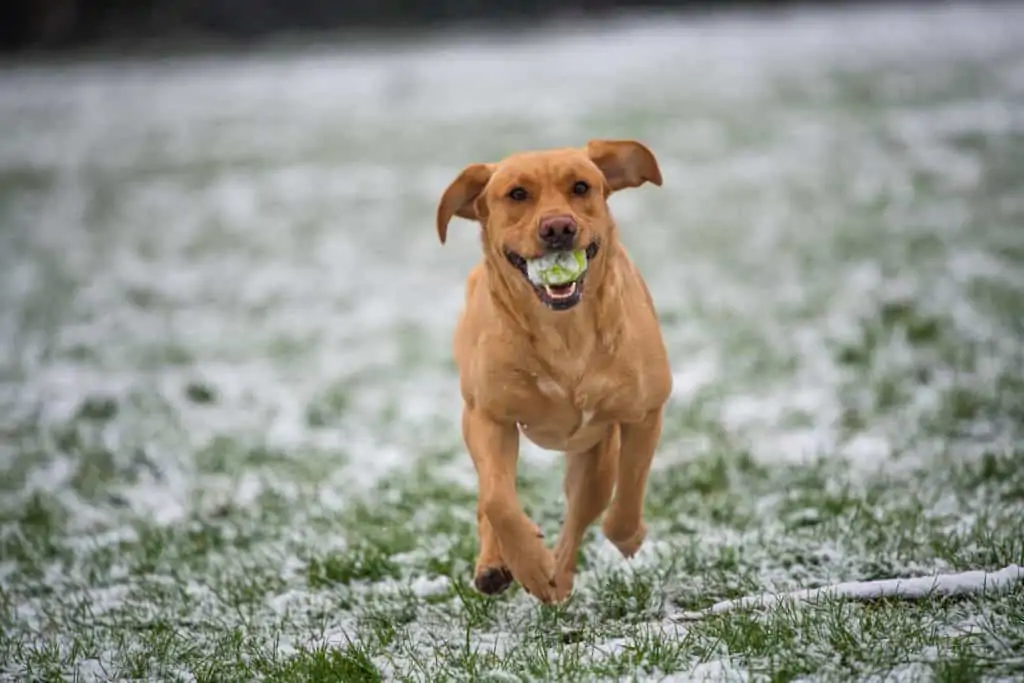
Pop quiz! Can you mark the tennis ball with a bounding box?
[526,250,588,286]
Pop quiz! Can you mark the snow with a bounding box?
[674,564,1024,621]
[672,660,751,683]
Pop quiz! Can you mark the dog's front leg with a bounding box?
[601,408,663,558]
[463,405,557,603]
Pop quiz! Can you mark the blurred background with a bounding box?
[1,0,1021,488]
[0,0,941,53]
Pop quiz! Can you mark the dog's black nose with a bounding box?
[538,214,577,251]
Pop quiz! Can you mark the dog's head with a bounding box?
[436,139,662,311]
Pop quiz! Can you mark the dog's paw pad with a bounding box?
[474,566,514,595]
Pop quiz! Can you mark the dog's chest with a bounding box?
[532,374,599,427]
[537,370,617,411]
[515,369,635,450]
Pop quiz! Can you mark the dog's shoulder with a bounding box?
[594,249,673,407]
[454,263,538,404]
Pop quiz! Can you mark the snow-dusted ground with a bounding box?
[1,1,1023,680]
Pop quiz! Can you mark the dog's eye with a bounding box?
[508,186,528,202]
[572,181,590,196]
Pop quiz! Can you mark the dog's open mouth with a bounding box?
[542,280,579,301]
[506,242,599,311]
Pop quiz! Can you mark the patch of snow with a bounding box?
[666,659,751,682]
[674,564,1024,620]
[670,354,720,403]
[841,433,893,471]
[409,574,451,598]
[72,658,113,683]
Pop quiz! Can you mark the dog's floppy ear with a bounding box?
[436,163,495,244]
[586,139,663,193]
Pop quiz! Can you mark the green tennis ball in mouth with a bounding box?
[526,250,588,286]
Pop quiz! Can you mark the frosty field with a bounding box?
[2,2,1024,681]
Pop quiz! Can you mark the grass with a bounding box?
[2,3,1024,681]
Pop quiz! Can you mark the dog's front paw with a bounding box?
[506,536,559,603]
[602,514,647,559]
[474,565,514,595]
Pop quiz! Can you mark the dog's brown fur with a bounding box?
[436,139,672,603]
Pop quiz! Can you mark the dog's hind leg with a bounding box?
[601,408,662,559]
[552,425,619,601]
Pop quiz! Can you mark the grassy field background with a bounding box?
[2,3,1024,681]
